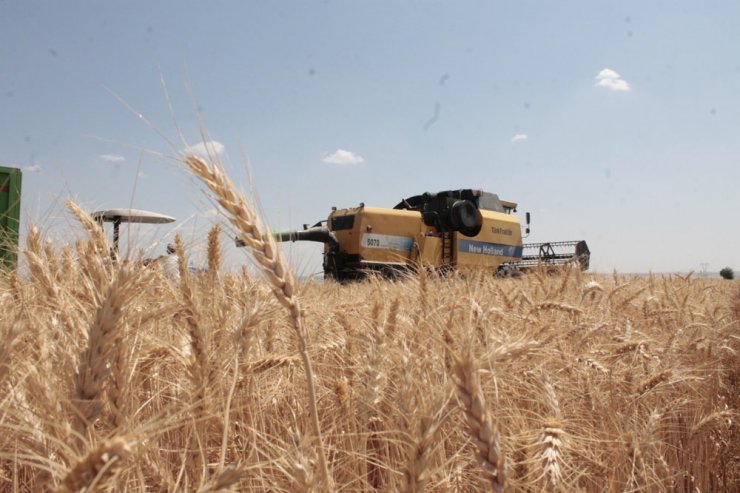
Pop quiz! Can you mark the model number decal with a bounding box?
[362,233,414,252]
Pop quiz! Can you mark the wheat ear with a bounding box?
[0,319,22,385]
[541,417,564,490]
[196,465,244,492]
[66,200,114,284]
[65,200,110,255]
[173,234,210,486]
[44,238,61,280]
[452,352,506,492]
[245,354,298,374]
[73,265,136,438]
[174,233,210,404]
[184,154,330,490]
[402,399,450,493]
[55,436,133,493]
[207,223,222,278]
[540,378,564,491]
[24,227,60,301]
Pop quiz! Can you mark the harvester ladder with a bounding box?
[441,232,454,267]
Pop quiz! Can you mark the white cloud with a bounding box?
[185,140,225,158]
[595,68,631,92]
[100,154,125,163]
[511,133,528,143]
[199,207,220,218]
[322,149,365,165]
[23,164,42,173]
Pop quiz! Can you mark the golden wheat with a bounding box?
[0,151,737,492]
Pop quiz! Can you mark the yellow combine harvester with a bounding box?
[251,189,589,281]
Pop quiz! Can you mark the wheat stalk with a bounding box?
[172,234,213,486]
[44,239,61,281]
[73,264,137,438]
[576,357,610,375]
[0,319,22,385]
[402,398,450,493]
[690,410,736,438]
[65,200,110,255]
[184,154,330,490]
[107,320,134,430]
[174,234,211,401]
[452,351,506,492]
[539,378,564,491]
[60,244,75,278]
[4,207,738,491]
[635,370,671,396]
[534,302,583,316]
[245,354,298,374]
[403,416,437,493]
[24,227,60,302]
[66,200,114,288]
[541,417,564,491]
[207,223,222,278]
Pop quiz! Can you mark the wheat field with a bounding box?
[0,155,737,492]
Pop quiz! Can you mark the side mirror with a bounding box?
[526,212,531,225]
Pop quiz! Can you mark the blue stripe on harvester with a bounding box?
[458,239,523,258]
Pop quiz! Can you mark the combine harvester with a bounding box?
[242,189,589,281]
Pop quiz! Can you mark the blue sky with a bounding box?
[1,1,738,275]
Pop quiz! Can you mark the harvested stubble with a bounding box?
[0,187,738,492]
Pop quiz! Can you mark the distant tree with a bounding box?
[719,267,734,280]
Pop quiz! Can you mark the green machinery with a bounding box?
[0,166,22,269]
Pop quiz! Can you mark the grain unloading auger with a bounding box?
[238,189,589,281]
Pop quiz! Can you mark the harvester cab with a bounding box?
[239,189,589,281]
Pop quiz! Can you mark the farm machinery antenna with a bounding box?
[238,189,589,281]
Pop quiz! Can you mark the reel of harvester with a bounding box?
[518,240,590,271]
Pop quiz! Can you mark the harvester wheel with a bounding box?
[496,265,523,278]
